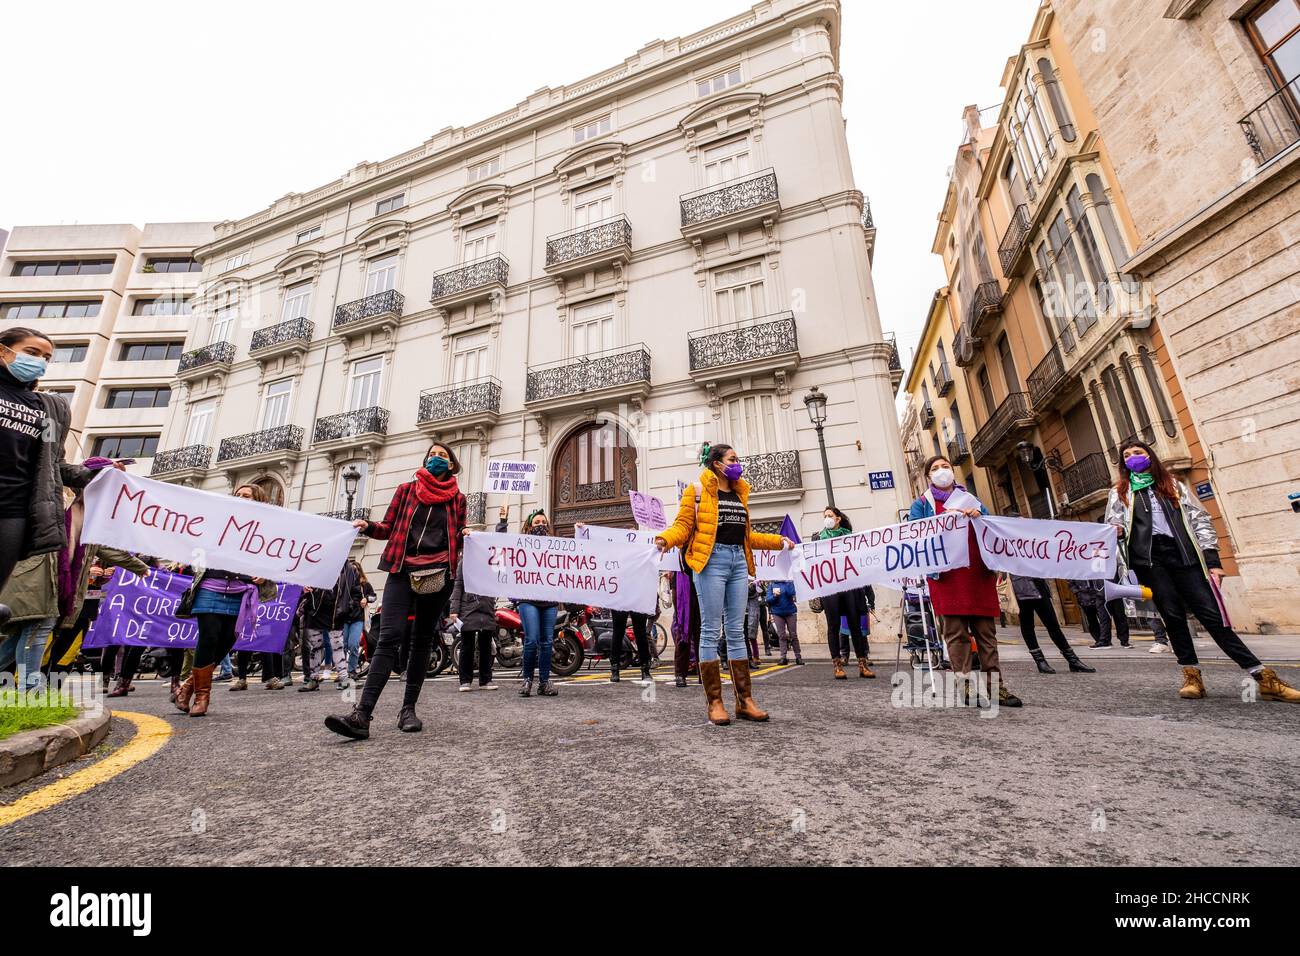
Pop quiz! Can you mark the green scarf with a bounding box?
[818,525,851,540]
[1129,471,1155,493]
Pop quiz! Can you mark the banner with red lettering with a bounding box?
[80,469,358,588]
[973,515,1116,580]
[791,512,971,601]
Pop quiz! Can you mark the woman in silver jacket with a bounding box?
[1105,441,1297,702]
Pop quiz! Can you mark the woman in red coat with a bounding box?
[908,455,1022,707]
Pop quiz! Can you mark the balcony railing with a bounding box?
[883,331,902,372]
[934,359,954,396]
[920,401,935,428]
[680,168,779,228]
[954,322,981,368]
[429,254,509,302]
[250,316,314,354]
[333,289,404,331]
[323,507,371,522]
[178,341,235,374]
[465,492,487,528]
[1240,76,1300,165]
[150,444,212,476]
[216,425,304,464]
[741,450,802,494]
[313,406,390,445]
[688,311,797,372]
[967,280,1002,336]
[526,344,651,404]
[946,432,969,464]
[418,377,502,425]
[545,216,631,268]
[998,204,1031,276]
[1027,343,1068,409]
[1062,452,1112,503]
[970,391,1035,465]
[862,198,874,230]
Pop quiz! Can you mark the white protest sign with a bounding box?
[483,460,538,494]
[941,489,983,513]
[629,490,668,531]
[81,468,358,588]
[463,531,659,613]
[973,515,1117,580]
[753,547,794,582]
[792,511,971,602]
[577,524,679,573]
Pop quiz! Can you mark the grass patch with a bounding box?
[0,690,80,741]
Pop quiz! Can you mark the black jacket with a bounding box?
[27,391,92,558]
[450,557,497,631]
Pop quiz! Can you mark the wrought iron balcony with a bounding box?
[465,492,487,528]
[970,391,1036,465]
[250,317,314,356]
[689,311,798,375]
[884,331,903,396]
[429,254,509,306]
[545,216,632,272]
[954,322,981,368]
[216,424,304,464]
[862,198,874,230]
[150,444,212,476]
[313,406,390,445]
[525,344,651,406]
[741,450,802,494]
[323,507,371,522]
[1062,452,1112,504]
[178,341,235,375]
[1240,76,1300,165]
[967,280,1003,337]
[998,204,1031,276]
[680,168,780,234]
[934,358,954,396]
[333,289,404,333]
[920,401,935,429]
[1027,343,1069,410]
[946,431,970,465]
[418,377,501,427]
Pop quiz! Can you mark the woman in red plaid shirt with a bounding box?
[326,442,467,740]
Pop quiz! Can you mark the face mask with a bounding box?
[1124,454,1151,473]
[425,456,450,476]
[930,468,955,490]
[722,462,744,482]
[3,348,46,383]
[823,517,837,530]
[528,524,550,537]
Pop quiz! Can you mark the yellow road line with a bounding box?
[0,711,172,829]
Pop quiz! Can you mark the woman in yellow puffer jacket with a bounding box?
[657,443,793,726]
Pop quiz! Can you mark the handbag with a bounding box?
[408,567,447,595]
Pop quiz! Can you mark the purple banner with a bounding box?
[83,568,301,653]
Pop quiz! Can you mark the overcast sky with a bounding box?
[0,0,1039,397]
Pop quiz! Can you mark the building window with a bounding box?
[997,334,1020,391]
[260,379,293,430]
[210,306,236,343]
[712,260,767,324]
[1086,174,1132,275]
[1247,0,1300,88]
[1037,58,1076,143]
[223,252,249,272]
[452,441,482,492]
[375,192,406,216]
[468,156,501,183]
[51,342,89,363]
[725,393,780,455]
[106,387,171,409]
[185,400,216,446]
[461,220,498,261]
[1066,186,1112,311]
[1139,347,1179,438]
[93,434,160,459]
[2,300,102,320]
[296,225,322,245]
[573,115,612,144]
[365,254,399,296]
[569,298,615,355]
[451,329,490,383]
[131,297,191,317]
[701,136,751,186]
[573,182,613,227]
[281,282,312,322]
[1120,353,1153,439]
[1047,210,1094,329]
[119,341,183,361]
[144,257,201,274]
[348,356,384,410]
[697,65,742,98]
[977,366,996,417]
[1101,365,1137,443]
[11,259,113,277]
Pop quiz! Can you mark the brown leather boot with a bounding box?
[857,657,876,679]
[1256,667,1300,703]
[832,658,847,680]
[174,675,195,712]
[700,660,731,726]
[1179,666,1206,700]
[169,675,180,704]
[730,659,769,722]
[107,677,130,698]
[189,665,215,716]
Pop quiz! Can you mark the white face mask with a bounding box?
[823,516,837,530]
[930,468,956,490]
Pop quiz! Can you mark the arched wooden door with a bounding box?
[551,421,637,537]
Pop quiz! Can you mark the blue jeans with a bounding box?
[0,617,56,691]
[696,544,750,663]
[342,619,364,674]
[518,603,557,683]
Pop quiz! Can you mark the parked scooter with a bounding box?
[451,603,585,677]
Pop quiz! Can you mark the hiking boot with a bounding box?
[857,657,876,679]
[1255,667,1300,703]
[324,708,371,740]
[519,679,533,697]
[832,658,847,680]
[228,677,248,692]
[1179,666,1206,700]
[997,682,1023,708]
[536,681,559,697]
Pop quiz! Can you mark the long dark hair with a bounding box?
[1115,440,1178,503]
[824,506,853,533]
[1,326,53,350]
[425,442,462,476]
[921,455,952,480]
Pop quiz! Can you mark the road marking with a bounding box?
[0,711,172,829]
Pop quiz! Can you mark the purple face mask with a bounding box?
[722,462,744,482]
[1124,454,1151,473]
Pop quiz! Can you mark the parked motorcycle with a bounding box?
[451,603,585,677]
[587,611,667,669]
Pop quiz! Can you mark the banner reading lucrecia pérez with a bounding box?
[463,531,659,614]
[973,515,1117,580]
[83,567,301,652]
[80,469,358,588]
[792,511,971,601]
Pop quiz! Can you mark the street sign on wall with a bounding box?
[869,471,895,491]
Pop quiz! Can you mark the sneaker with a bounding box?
[1149,642,1168,654]
[1089,641,1111,649]
[266,677,285,690]
[324,708,371,740]
[298,679,320,693]
[536,681,559,697]
[519,680,533,698]
[459,683,476,693]
[480,682,499,691]
[228,677,248,693]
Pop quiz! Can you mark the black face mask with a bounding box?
[528,525,550,537]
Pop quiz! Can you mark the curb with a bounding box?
[0,707,113,789]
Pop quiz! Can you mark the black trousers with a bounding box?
[1016,598,1072,656]
[457,629,494,686]
[0,516,27,598]
[117,646,144,684]
[1081,600,1130,645]
[359,573,452,714]
[610,610,652,670]
[1133,540,1260,670]
[823,590,867,660]
[195,614,240,670]
[236,649,282,681]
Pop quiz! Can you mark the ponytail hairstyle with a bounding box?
[1115,440,1179,504]
[701,442,734,474]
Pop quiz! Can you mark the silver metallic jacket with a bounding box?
[1104,481,1219,579]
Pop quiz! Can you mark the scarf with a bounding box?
[198,578,261,642]
[930,482,965,504]
[818,525,851,540]
[1129,471,1155,493]
[414,469,460,506]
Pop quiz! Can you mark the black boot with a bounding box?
[1062,649,1096,673]
[398,706,423,733]
[639,663,652,684]
[675,675,688,688]
[609,666,620,683]
[324,707,371,740]
[1030,649,1055,674]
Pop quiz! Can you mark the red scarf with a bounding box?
[414,469,460,505]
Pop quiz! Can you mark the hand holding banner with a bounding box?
[577,524,679,572]
[972,515,1116,580]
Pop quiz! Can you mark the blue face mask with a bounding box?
[425,456,450,477]
[4,349,46,383]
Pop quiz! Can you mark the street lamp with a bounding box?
[1016,441,1062,519]
[803,386,835,509]
[342,466,361,517]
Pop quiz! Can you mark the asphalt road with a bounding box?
[3,651,1298,866]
